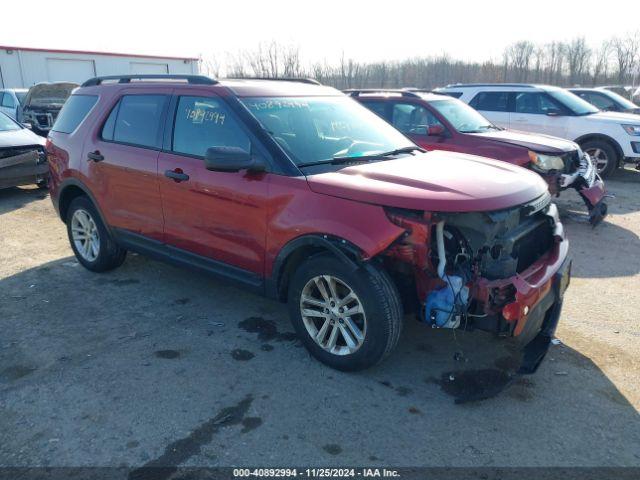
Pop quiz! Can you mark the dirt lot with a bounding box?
[1,168,639,469]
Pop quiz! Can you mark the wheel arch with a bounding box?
[267,234,367,302]
[57,179,110,231]
[575,133,624,166]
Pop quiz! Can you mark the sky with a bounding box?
[2,0,638,66]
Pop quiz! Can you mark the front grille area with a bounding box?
[513,217,554,273]
[0,146,40,160]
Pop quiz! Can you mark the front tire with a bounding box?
[581,140,618,178]
[288,253,403,371]
[66,196,126,272]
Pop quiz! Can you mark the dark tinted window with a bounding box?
[391,103,443,135]
[359,101,389,120]
[109,95,168,148]
[470,91,509,112]
[51,94,98,133]
[514,92,564,115]
[580,92,617,110]
[101,102,119,141]
[172,96,250,157]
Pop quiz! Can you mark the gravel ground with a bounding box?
[0,167,639,469]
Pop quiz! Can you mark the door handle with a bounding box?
[87,150,104,162]
[164,169,190,182]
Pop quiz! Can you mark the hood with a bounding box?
[587,111,640,123]
[23,82,78,109]
[0,127,46,149]
[306,151,548,212]
[470,129,578,154]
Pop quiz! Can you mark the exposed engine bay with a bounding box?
[18,82,78,136]
[383,191,560,338]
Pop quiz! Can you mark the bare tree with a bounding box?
[612,32,640,83]
[566,37,591,85]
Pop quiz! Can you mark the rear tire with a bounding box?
[287,253,403,371]
[66,196,126,272]
[581,140,618,178]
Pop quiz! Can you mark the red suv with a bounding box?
[47,75,571,372]
[348,89,608,226]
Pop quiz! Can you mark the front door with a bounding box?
[157,93,269,275]
[510,91,570,138]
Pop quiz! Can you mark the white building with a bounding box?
[0,45,199,88]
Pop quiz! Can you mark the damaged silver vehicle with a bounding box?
[0,112,48,189]
[18,82,78,137]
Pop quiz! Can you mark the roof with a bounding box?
[76,75,339,97]
[221,78,339,97]
[0,45,198,61]
[439,83,562,91]
[344,89,448,102]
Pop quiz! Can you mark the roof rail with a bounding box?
[224,77,322,85]
[81,74,218,87]
[442,83,537,89]
[343,88,421,98]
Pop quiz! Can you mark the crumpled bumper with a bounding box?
[554,152,608,226]
[472,204,570,372]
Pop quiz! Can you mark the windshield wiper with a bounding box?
[298,146,425,167]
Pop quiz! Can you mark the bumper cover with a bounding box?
[0,149,49,189]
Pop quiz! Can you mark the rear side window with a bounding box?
[470,91,509,112]
[172,96,250,157]
[51,95,98,133]
[101,95,168,148]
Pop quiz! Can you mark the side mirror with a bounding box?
[204,146,266,173]
[22,122,33,130]
[546,109,562,117]
[427,125,445,136]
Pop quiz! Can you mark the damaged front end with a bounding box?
[0,145,48,189]
[19,82,78,136]
[382,192,570,374]
[532,149,608,226]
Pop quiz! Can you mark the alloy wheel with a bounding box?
[300,275,367,356]
[585,148,609,174]
[71,209,100,262]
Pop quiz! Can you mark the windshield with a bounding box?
[15,91,27,105]
[241,96,414,166]
[0,112,21,132]
[601,90,638,109]
[429,98,496,133]
[547,89,599,115]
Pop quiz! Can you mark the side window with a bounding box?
[51,94,99,134]
[514,92,563,115]
[469,92,509,112]
[172,96,250,157]
[1,93,15,108]
[109,95,168,148]
[359,101,389,121]
[585,92,616,110]
[391,103,443,135]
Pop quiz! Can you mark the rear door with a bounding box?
[510,91,571,137]
[84,89,170,241]
[468,91,510,128]
[157,92,269,275]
